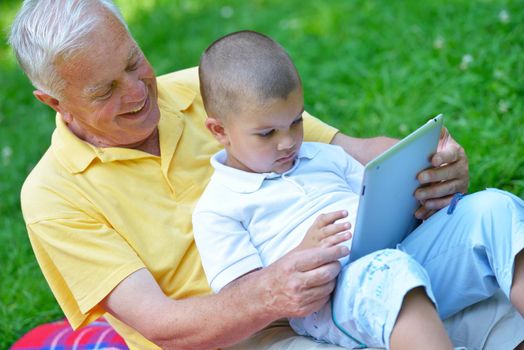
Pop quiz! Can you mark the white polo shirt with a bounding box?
[192,142,364,292]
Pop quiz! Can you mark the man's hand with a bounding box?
[259,244,349,319]
[100,244,347,350]
[331,127,470,221]
[415,127,469,219]
[294,210,352,251]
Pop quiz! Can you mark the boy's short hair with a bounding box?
[199,30,301,120]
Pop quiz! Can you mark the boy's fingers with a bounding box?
[318,222,351,240]
[321,231,352,247]
[313,210,348,228]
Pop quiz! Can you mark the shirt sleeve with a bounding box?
[303,111,339,144]
[192,210,263,293]
[26,216,145,329]
[327,144,365,194]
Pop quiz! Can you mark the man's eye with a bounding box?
[97,88,113,100]
[126,60,140,72]
[258,130,275,137]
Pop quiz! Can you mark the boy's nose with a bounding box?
[277,135,296,151]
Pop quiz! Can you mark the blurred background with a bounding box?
[0,0,523,347]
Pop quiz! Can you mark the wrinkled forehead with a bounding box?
[56,17,138,91]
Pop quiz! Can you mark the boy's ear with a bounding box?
[205,117,230,146]
[33,90,73,123]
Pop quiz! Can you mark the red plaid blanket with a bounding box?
[11,318,128,350]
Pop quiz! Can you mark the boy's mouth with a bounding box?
[276,152,296,163]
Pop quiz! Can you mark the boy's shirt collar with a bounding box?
[210,143,320,193]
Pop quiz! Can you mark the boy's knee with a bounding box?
[375,248,416,266]
[362,249,427,282]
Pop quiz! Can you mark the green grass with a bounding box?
[1,0,523,347]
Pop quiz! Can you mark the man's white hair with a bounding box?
[8,0,129,98]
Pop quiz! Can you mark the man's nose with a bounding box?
[121,76,146,103]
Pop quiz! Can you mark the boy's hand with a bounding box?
[295,210,352,251]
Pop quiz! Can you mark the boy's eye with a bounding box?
[292,116,303,125]
[257,129,275,137]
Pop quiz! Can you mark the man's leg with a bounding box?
[223,319,384,349]
[443,290,524,349]
[399,189,524,347]
[400,189,524,317]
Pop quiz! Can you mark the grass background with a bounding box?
[0,0,523,347]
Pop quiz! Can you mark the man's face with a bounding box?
[54,14,160,148]
[222,88,304,174]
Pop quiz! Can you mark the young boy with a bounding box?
[193,30,524,349]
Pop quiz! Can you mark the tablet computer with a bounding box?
[348,114,444,263]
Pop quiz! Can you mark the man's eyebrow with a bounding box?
[127,45,140,63]
[83,46,141,96]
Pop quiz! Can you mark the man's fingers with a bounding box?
[431,147,460,167]
[296,296,332,317]
[423,194,455,211]
[415,179,465,202]
[413,127,470,221]
[298,260,342,288]
[418,157,468,186]
[291,285,334,317]
[415,206,436,220]
[293,246,346,273]
[415,193,456,219]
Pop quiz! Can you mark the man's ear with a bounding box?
[33,90,73,123]
[205,117,230,146]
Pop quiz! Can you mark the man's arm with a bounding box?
[330,132,397,165]
[331,128,469,219]
[102,245,348,350]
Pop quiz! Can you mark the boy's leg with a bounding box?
[226,294,524,350]
[511,250,524,314]
[390,287,453,350]
[290,249,448,349]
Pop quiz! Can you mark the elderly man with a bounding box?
[9,1,524,349]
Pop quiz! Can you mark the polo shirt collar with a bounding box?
[52,82,196,174]
[52,116,99,174]
[210,143,320,193]
[157,81,195,113]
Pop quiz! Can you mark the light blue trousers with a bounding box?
[290,189,524,349]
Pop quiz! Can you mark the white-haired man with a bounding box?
[10,1,524,349]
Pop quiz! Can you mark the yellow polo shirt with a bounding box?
[20,67,338,349]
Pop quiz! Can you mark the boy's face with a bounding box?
[218,88,304,174]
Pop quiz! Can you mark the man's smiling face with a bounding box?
[55,12,160,149]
